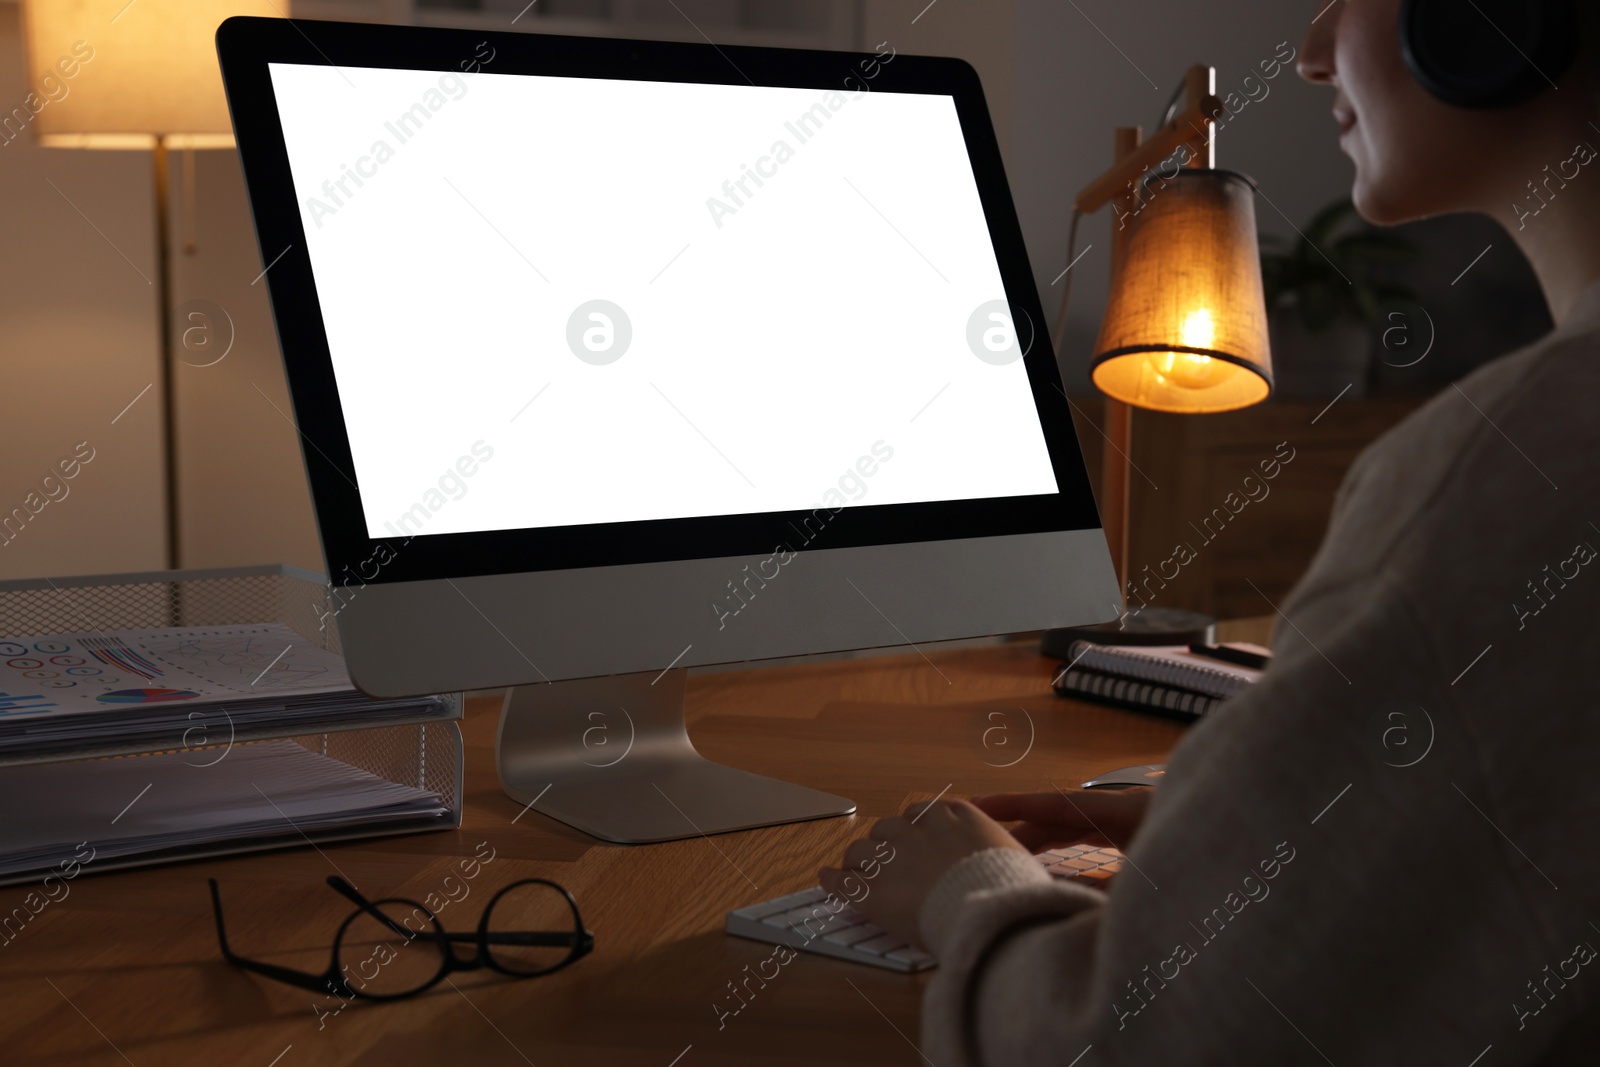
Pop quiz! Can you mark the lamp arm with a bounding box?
[1072,65,1222,216]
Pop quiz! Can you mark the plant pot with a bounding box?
[1267,310,1371,401]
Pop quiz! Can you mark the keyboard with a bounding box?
[724,844,1124,973]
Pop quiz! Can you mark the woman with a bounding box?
[822,1,1600,1062]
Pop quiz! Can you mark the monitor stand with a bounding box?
[495,668,856,844]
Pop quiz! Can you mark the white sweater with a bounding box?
[920,280,1600,1066]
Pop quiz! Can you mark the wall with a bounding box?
[166,147,325,572]
[863,0,1015,161]
[0,4,168,580]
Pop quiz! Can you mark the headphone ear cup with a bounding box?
[1401,0,1580,108]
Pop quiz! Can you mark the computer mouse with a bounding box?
[1082,764,1166,788]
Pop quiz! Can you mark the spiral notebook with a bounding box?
[1052,640,1269,721]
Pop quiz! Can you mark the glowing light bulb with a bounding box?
[1143,307,1234,390]
[1180,307,1215,349]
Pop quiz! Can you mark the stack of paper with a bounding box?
[0,740,447,878]
[0,623,448,762]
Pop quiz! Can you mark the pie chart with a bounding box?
[97,688,201,704]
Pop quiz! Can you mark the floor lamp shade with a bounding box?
[1090,169,1273,414]
[21,0,276,148]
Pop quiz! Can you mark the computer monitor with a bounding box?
[216,17,1119,843]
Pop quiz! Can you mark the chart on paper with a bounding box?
[0,623,352,718]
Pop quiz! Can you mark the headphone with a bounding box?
[1401,0,1581,108]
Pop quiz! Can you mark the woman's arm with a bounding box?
[919,582,1574,1066]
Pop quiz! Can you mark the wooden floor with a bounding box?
[0,622,1267,1067]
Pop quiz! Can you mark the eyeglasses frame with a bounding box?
[208,874,595,1001]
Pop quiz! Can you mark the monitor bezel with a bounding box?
[216,17,1103,587]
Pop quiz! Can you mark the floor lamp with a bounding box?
[22,0,275,570]
[1046,65,1274,650]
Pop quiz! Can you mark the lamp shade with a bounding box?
[21,0,276,148]
[1090,169,1273,414]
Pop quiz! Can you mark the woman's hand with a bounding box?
[970,787,1153,852]
[817,799,1025,949]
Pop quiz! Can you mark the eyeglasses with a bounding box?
[209,874,594,1000]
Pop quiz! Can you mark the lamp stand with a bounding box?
[1043,108,1218,654]
[1100,124,1141,588]
[152,137,181,571]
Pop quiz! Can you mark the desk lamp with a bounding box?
[22,0,275,568]
[1047,65,1273,650]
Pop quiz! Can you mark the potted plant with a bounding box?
[1260,198,1418,399]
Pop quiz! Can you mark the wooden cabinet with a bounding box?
[1069,393,1427,619]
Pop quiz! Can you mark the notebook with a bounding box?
[1052,640,1269,720]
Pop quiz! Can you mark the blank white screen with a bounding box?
[266,62,1059,538]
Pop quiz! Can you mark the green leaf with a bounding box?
[1303,198,1357,247]
[1352,285,1379,324]
[1331,231,1419,261]
[1299,280,1344,331]
[1369,281,1419,305]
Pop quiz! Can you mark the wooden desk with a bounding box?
[2,621,1268,1067]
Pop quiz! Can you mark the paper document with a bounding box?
[0,740,445,878]
[0,623,351,720]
